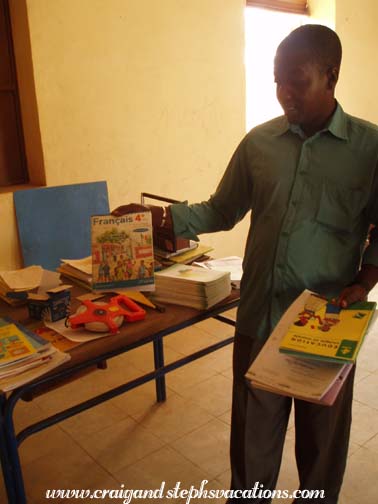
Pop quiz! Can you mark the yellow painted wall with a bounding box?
[298,0,378,123]
[0,0,247,270]
[2,0,377,271]
[336,0,378,123]
[307,0,335,27]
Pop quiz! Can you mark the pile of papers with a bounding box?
[0,317,70,392]
[57,257,93,290]
[154,242,213,266]
[152,264,231,310]
[193,256,243,288]
[0,265,44,306]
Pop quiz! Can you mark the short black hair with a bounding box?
[277,24,342,69]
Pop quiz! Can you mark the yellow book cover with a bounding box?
[279,293,376,363]
[0,322,37,365]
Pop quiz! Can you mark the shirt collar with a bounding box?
[326,102,348,140]
[271,116,290,137]
[272,102,349,141]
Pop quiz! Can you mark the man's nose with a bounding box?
[278,83,294,101]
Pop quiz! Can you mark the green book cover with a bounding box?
[279,294,376,364]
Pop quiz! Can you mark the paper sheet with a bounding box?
[0,265,43,290]
[45,319,112,343]
[194,256,243,282]
[61,256,93,275]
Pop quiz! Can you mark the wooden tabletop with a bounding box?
[0,287,239,378]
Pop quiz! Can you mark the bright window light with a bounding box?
[244,7,306,131]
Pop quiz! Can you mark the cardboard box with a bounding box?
[27,285,71,322]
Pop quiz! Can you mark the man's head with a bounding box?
[274,24,342,136]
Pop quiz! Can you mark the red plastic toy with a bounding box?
[68,294,146,334]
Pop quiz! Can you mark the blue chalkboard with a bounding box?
[14,181,110,270]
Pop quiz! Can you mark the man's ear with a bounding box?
[327,66,339,90]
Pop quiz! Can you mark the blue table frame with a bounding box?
[0,294,238,503]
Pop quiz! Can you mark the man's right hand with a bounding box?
[111,203,165,228]
[112,203,150,216]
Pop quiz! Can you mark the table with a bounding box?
[0,289,239,503]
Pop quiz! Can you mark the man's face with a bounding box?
[274,49,335,133]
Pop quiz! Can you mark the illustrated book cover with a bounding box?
[246,291,357,406]
[0,319,38,366]
[91,212,154,291]
[0,317,70,392]
[279,292,376,364]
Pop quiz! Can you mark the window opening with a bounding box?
[244,6,307,130]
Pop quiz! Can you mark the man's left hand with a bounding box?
[338,284,368,308]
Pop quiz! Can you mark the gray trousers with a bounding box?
[227,332,355,504]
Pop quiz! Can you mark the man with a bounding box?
[113,25,378,503]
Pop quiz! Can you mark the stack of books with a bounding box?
[152,264,231,310]
[246,290,376,406]
[154,242,213,266]
[57,257,93,290]
[0,265,44,306]
[193,256,243,289]
[0,317,70,392]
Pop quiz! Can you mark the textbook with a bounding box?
[0,317,70,391]
[152,264,231,309]
[245,291,356,406]
[0,319,39,366]
[279,292,376,364]
[91,212,155,291]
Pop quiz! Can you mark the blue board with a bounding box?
[14,181,110,270]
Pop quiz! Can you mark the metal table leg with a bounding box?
[0,393,18,503]
[153,336,166,402]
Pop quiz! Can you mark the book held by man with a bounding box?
[246,290,376,405]
[246,291,356,405]
[278,293,376,363]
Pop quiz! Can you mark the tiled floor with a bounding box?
[1,286,378,503]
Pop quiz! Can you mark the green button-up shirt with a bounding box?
[170,104,378,340]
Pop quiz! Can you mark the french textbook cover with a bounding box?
[91,212,155,291]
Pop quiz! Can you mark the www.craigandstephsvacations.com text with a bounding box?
[45,480,326,502]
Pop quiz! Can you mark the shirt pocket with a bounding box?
[316,180,365,233]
